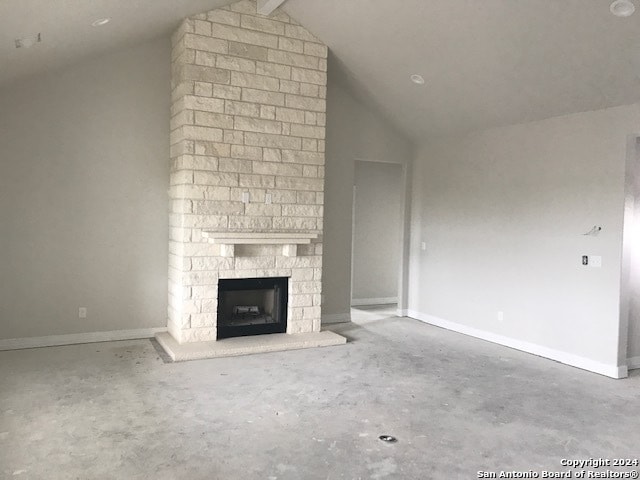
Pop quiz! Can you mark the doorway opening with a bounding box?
[351,160,404,310]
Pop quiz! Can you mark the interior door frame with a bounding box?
[351,158,411,316]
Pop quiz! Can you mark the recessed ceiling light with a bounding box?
[610,0,635,17]
[410,74,425,85]
[14,33,41,49]
[91,17,111,27]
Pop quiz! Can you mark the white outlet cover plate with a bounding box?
[589,256,602,268]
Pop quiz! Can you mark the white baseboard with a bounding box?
[628,356,640,370]
[321,313,351,324]
[0,327,166,351]
[351,297,398,307]
[406,310,627,379]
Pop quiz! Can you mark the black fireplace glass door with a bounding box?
[217,277,288,339]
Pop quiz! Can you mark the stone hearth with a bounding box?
[158,0,345,357]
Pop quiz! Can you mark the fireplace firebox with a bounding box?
[217,277,288,339]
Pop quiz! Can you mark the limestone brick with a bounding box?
[284,24,322,43]
[256,62,291,80]
[213,84,242,100]
[195,51,217,67]
[301,139,317,152]
[209,23,279,49]
[219,157,252,173]
[193,199,244,215]
[267,50,319,70]
[191,257,234,271]
[252,161,303,177]
[191,313,217,328]
[279,80,301,95]
[281,149,323,165]
[194,171,239,186]
[228,41,268,61]
[191,286,218,299]
[284,94,325,112]
[183,95,225,113]
[263,148,282,162]
[207,9,241,26]
[231,71,280,91]
[290,123,325,139]
[275,107,305,124]
[183,34,228,54]
[241,88,285,106]
[296,191,316,204]
[299,83,319,98]
[260,105,276,120]
[272,216,317,230]
[239,173,276,188]
[278,37,304,54]
[240,15,285,35]
[195,111,234,129]
[216,55,256,73]
[228,215,272,230]
[234,116,282,134]
[223,129,245,144]
[303,42,328,58]
[194,141,230,157]
[194,82,213,96]
[291,67,326,86]
[244,203,282,216]
[269,189,297,203]
[224,100,260,117]
[235,256,276,270]
[230,145,262,160]
[226,0,259,15]
[282,204,323,217]
[244,132,301,149]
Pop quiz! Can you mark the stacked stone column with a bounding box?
[168,0,327,343]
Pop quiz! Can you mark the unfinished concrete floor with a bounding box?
[1,306,639,479]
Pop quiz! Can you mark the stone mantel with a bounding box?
[201,231,319,257]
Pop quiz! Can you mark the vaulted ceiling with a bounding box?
[2,0,640,140]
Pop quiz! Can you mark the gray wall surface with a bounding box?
[352,161,403,302]
[410,104,640,368]
[324,81,413,319]
[0,38,171,339]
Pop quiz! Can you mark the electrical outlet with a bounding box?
[78,307,87,319]
[420,242,427,251]
[497,311,504,322]
[242,192,250,204]
[265,193,272,204]
[582,255,588,266]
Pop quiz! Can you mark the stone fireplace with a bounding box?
[156,0,345,360]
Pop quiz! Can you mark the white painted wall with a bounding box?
[352,161,403,303]
[0,38,170,340]
[324,81,413,321]
[625,138,640,365]
[409,104,640,376]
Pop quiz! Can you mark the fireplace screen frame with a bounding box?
[217,277,288,339]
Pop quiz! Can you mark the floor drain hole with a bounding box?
[378,435,397,443]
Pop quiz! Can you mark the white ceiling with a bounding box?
[2,0,640,140]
